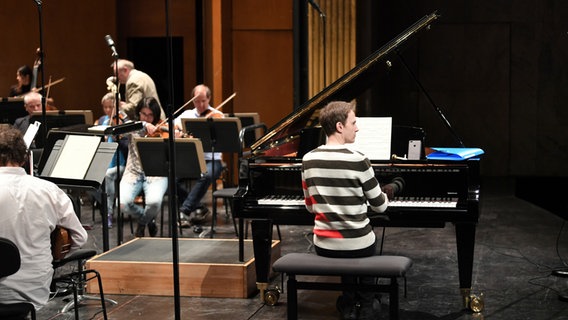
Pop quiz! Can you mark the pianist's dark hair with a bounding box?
[0,125,28,167]
[135,97,162,125]
[319,101,356,136]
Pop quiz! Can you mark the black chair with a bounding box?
[52,249,116,319]
[0,237,37,320]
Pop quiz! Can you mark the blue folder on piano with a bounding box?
[426,147,484,161]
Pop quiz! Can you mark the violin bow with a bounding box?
[155,95,199,128]
[36,77,65,92]
[214,92,237,111]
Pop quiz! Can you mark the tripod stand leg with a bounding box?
[61,294,118,313]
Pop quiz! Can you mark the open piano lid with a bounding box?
[250,11,439,158]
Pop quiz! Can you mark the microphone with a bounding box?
[307,0,325,18]
[104,35,118,57]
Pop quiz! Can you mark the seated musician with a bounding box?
[174,84,224,230]
[119,97,167,237]
[0,125,88,310]
[13,91,42,135]
[9,65,33,97]
[98,92,127,228]
[301,101,403,320]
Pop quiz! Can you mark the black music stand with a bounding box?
[134,137,207,237]
[39,135,118,252]
[0,97,26,124]
[181,117,241,237]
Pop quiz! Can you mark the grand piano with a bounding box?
[233,11,483,309]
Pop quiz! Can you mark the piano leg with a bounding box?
[455,222,484,312]
[251,219,273,303]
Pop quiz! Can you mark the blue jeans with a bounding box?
[104,165,124,216]
[120,175,168,225]
[178,160,222,214]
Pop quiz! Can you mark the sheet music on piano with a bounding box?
[346,117,392,160]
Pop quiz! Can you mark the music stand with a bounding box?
[224,113,261,147]
[181,117,242,237]
[134,137,207,237]
[0,97,26,124]
[30,110,93,149]
[39,135,118,252]
[135,137,206,178]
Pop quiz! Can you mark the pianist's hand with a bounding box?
[381,177,405,200]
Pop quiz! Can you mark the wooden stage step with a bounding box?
[86,238,281,298]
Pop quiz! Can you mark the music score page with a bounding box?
[346,117,392,160]
[50,135,101,179]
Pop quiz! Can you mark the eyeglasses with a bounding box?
[139,111,154,118]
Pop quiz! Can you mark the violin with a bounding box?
[145,123,171,138]
[204,92,236,118]
[202,109,224,119]
[145,96,199,138]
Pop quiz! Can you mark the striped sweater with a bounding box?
[301,145,388,251]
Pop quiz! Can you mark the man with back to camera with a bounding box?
[301,101,404,319]
[0,125,88,310]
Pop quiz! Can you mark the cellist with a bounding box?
[8,65,33,97]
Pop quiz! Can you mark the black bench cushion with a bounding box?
[273,253,412,278]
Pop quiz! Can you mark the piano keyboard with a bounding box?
[257,195,458,208]
[258,195,305,206]
[389,197,458,208]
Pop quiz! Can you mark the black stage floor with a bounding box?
[38,177,568,319]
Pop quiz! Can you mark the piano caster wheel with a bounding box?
[464,292,484,313]
[468,293,484,313]
[264,288,280,306]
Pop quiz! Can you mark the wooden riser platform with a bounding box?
[85,238,280,298]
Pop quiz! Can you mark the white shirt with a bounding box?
[0,167,88,309]
[175,107,223,161]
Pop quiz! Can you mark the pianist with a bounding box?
[301,101,398,320]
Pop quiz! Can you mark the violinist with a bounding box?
[174,84,223,229]
[8,65,33,97]
[119,97,167,237]
[98,92,127,228]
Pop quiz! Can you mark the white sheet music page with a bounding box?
[50,135,101,179]
[23,121,41,148]
[346,117,392,160]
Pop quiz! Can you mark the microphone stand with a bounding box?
[107,40,123,246]
[163,0,182,319]
[32,0,47,144]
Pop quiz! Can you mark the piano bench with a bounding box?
[272,253,412,320]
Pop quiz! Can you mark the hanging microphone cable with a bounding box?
[307,0,327,86]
